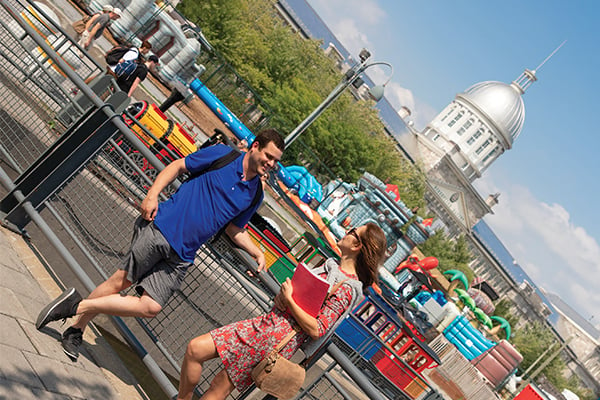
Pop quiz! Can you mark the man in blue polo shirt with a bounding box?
[36,129,284,360]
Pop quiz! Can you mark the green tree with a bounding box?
[178,0,427,208]
[492,298,519,331]
[512,321,568,388]
[418,230,474,284]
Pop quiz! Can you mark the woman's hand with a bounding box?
[280,278,294,302]
[274,278,293,311]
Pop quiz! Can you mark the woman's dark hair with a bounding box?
[254,129,285,152]
[355,222,386,287]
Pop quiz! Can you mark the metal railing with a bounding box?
[0,2,440,399]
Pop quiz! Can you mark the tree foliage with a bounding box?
[511,322,568,388]
[418,230,474,284]
[492,299,519,331]
[511,322,593,398]
[177,0,426,209]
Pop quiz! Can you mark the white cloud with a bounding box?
[411,100,438,131]
[308,0,386,59]
[309,0,385,26]
[330,18,372,57]
[478,175,600,322]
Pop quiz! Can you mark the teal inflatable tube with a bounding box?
[443,315,495,360]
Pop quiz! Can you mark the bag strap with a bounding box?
[326,279,349,299]
[272,326,300,354]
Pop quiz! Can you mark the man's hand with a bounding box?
[255,252,266,272]
[226,225,266,272]
[140,195,159,221]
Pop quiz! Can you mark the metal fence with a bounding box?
[0,2,440,399]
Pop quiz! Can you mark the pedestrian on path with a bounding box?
[116,54,159,97]
[35,130,285,361]
[78,7,121,50]
[176,223,387,400]
[71,4,113,37]
[83,41,153,85]
[106,40,153,75]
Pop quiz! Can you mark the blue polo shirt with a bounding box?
[154,144,263,262]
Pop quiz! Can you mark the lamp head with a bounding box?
[368,84,386,102]
[359,48,371,63]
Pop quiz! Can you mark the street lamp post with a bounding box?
[284,49,393,148]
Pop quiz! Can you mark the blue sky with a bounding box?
[306,0,600,327]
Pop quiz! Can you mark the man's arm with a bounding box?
[140,158,187,221]
[225,224,266,271]
[84,15,101,47]
[127,77,142,97]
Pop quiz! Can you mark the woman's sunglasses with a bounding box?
[347,227,362,244]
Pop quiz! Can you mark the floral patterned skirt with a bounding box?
[210,309,307,392]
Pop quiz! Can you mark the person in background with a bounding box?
[237,139,249,152]
[107,40,152,76]
[78,7,121,50]
[176,223,387,400]
[35,130,285,362]
[116,54,159,97]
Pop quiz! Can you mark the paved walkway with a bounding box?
[0,226,148,399]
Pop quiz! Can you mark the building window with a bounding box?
[448,110,464,127]
[481,147,498,165]
[440,106,455,122]
[467,128,483,145]
[475,139,492,155]
[456,118,474,136]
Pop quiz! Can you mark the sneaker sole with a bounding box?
[62,346,79,361]
[35,288,77,330]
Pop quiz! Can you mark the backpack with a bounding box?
[71,14,91,35]
[114,60,138,78]
[105,45,131,66]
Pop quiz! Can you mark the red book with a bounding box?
[291,262,331,317]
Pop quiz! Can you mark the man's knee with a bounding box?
[106,269,131,291]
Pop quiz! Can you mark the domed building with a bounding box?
[406,69,537,234]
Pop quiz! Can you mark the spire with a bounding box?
[511,41,566,94]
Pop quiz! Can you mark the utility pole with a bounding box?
[515,336,573,398]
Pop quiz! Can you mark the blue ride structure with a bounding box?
[189,78,323,204]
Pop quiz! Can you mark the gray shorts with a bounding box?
[120,217,192,307]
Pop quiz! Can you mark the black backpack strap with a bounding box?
[205,149,242,173]
[249,175,263,211]
[187,149,242,180]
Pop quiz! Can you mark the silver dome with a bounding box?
[458,81,525,147]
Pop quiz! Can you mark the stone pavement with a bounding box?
[0,226,148,399]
